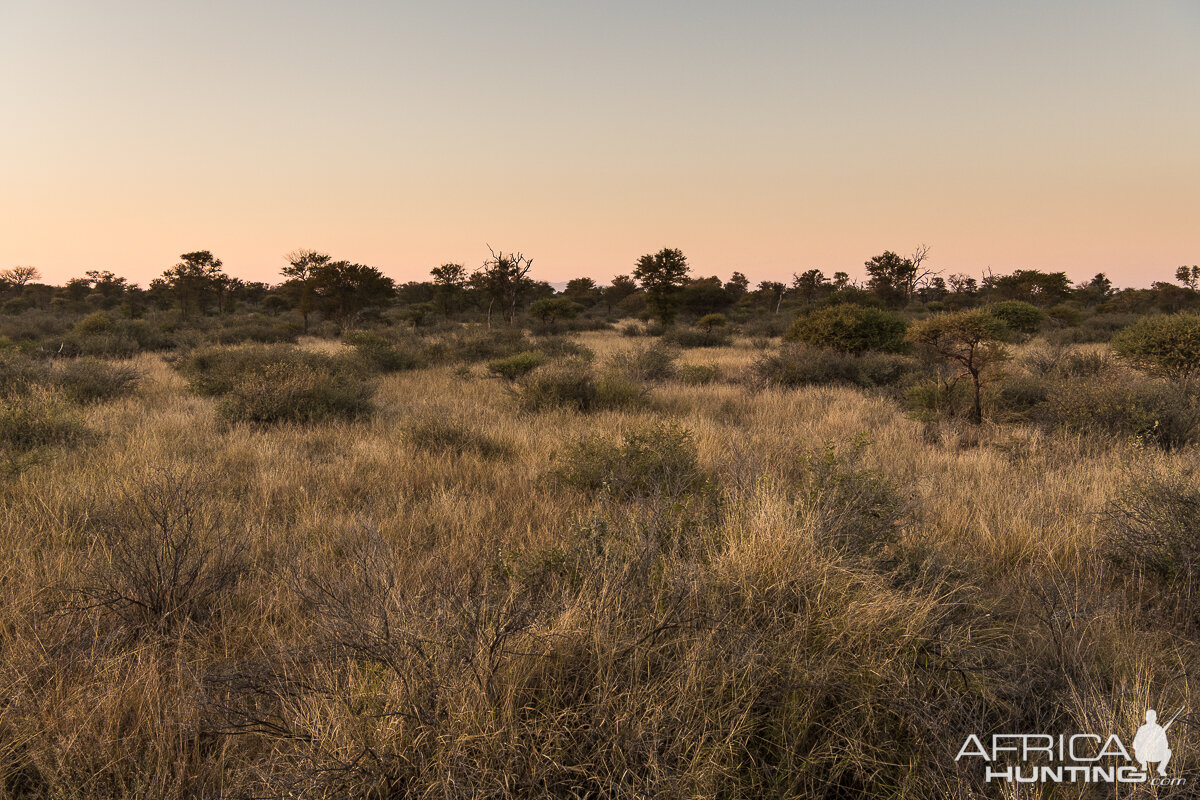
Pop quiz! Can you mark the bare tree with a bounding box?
[1,265,40,287]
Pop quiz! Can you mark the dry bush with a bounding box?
[608,340,679,381]
[1043,376,1200,450]
[405,414,513,459]
[0,390,88,454]
[550,425,716,502]
[754,343,920,390]
[219,360,374,424]
[1102,468,1200,587]
[72,465,248,635]
[515,359,644,413]
[52,357,141,404]
[343,329,427,372]
[790,439,911,557]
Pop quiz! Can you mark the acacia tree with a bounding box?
[1,265,41,288]
[282,249,332,332]
[471,248,533,327]
[633,248,689,325]
[309,260,394,330]
[907,310,1008,424]
[154,251,228,316]
[602,275,638,313]
[430,262,468,317]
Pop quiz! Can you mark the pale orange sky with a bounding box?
[2,1,1197,288]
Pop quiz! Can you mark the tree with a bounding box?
[633,248,690,325]
[724,271,750,300]
[602,275,638,312]
[283,250,332,332]
[907,310,1008,424]
[156,251,228,315]
[309,260,395,330]
[756,281,787,314]
[84,270,128,304]
[471,248,533,327]
[1175,265,1200,291]
[1112,314,1200,385]
[792,269,827,305]
[1,265,41,288]
[865,251,917,308]
[529,297,582,324]
[430,262,468,317]
[564,277,601,308]
[985,269,1071,306]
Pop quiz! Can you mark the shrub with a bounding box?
[344,330,426,373]
[0,391,88,453]
[985,301,1045,335]
[697,313,727,329]
[52,358,141,404]
[1042,377,1199,450]
[405,416,512,459]
[1111,313,1200,384]
[609,342,679,382]
[516,360,644,413]
[551,425,714,501]
[531,335,593,360]
[0,351,49,398]
[1102,469,1200,586]
[487,350,548,380]
[784,304,908,354]
[218,360,374,424]
[212,315,301,344]
[993,375,1050,419]
[663,325,732,348]
[438,328,534,363]
[677,363,719,385]
[174,344,361,396]
[74,466,247,633]
[793,440,908,557]
[754,344,919,389]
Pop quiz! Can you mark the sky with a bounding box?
[2,1,1197,288]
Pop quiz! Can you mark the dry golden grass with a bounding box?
[0,329,1195,798]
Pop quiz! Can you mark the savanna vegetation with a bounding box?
[2,251,1200,798]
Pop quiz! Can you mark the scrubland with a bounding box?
[1,326,1198,799]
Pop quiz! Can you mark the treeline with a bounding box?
[2,247,1199,334]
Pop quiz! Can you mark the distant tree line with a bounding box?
[2,249,1198,330]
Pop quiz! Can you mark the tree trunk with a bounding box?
[969,368,983,425]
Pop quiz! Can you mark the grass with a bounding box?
[0,328,1196,798]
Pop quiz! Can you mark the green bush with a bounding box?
[435,328,534,363]
[1111,313,1200,383]
[551,425,714,501]
[985,301,1045,335]
[218,361,373,424]
[784,305,908,354]
[516,360,644,413]
[487,350,548,380]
